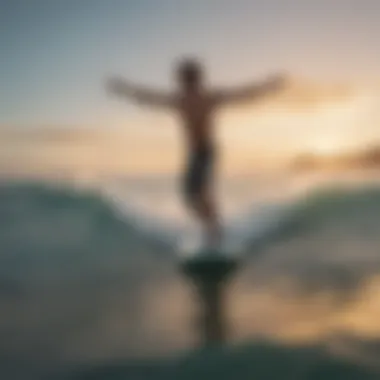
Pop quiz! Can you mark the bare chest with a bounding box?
[177,94,214,121]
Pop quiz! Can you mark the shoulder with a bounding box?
[208,90,225,106]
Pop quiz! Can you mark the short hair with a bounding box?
[176,58,203,83]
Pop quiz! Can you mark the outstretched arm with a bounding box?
[106,76,175,108]
[214,74,286,106]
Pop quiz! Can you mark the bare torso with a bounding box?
[175,90,217,151]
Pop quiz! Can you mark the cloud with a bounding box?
[233,77,363,113]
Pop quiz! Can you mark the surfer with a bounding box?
[106,58,285,248]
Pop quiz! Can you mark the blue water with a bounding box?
[1,176,380,379]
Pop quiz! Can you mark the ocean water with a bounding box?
[1,171,380,379]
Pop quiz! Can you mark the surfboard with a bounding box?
[179,245,240,287]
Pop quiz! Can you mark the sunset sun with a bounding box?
[311,138,341,157]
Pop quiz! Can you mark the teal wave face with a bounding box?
[65,341,379,380]
[250,185,380,249]
[0,181,180,379]
[1,181,380,379]
[0,180,169,260]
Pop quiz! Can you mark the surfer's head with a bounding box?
[176,58,203,89]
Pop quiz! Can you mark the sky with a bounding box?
[1,0,380,174]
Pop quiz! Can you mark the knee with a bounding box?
[184,190,198,209]
[183,184,201,209]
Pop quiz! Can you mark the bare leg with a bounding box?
[183,145,221,248]
[191,191,222,248]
